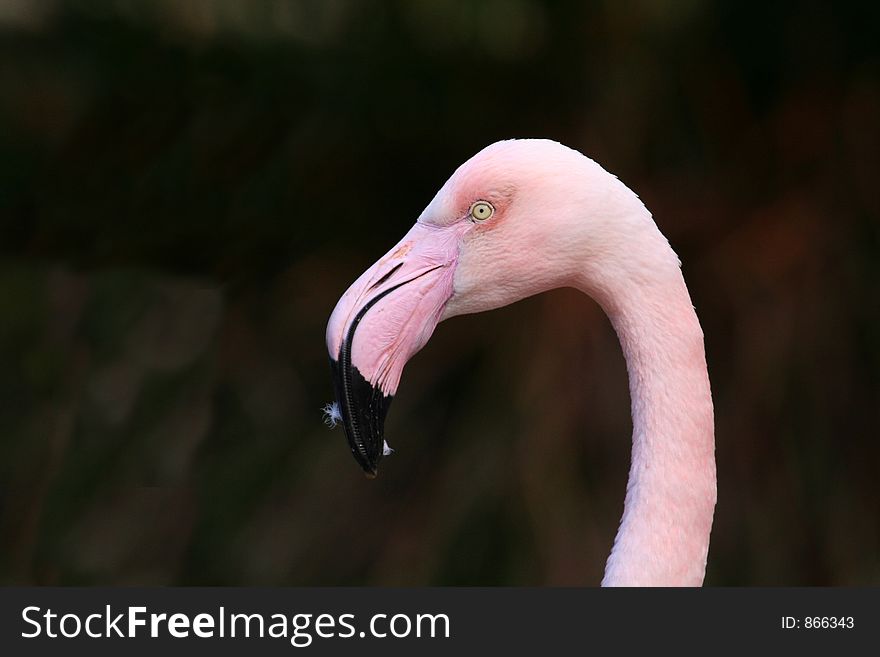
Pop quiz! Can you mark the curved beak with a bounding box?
[326,222,462,476]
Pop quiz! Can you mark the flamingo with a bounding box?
[325,139,716,586]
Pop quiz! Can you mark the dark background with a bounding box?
[0,0,877,585]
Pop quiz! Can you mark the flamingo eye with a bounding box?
[469,201,494,222]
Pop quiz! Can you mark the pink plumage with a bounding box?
[326,139,716,585]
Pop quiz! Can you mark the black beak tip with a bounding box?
[350,445,380,478]
[330,358,394,478]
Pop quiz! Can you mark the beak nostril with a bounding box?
[368,262,404,292]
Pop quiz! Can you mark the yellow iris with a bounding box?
[469,201,494,221]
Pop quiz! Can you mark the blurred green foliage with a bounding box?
[0,0,878,585]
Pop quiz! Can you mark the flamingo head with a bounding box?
[325,139,654,475]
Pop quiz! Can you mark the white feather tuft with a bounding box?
[322,401,342,429]
[383,440,394,456]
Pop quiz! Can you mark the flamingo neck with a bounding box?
[580,251,716,586]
